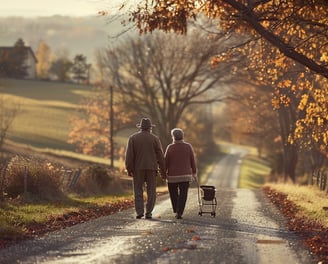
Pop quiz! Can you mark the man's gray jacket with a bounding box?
[125,130,165,176]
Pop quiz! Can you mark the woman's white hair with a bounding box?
[171,128,184,140]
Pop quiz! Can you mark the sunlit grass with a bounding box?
[0,192,134,239]
[215,139,258,155]
[0,78,129,165]
[0,78,92,151]
[265,183,328,227]
[0,78,92,102]
[9,99,77,150]
[239,154,271,188]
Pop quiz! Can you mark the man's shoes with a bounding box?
[175,214,182,219]
[145,214,152,219]
[136,214,144,219]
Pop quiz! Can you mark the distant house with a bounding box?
[0,46,38,79]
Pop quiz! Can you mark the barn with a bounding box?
[0,46,38,79]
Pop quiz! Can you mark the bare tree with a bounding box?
[98,29,237,146]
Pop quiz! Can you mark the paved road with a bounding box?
[0,151,316,264]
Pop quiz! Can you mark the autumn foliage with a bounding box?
[68,83,134,158]
[116,0,328,182]
[264,186,328,263]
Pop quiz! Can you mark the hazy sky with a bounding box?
[0,0,130,17]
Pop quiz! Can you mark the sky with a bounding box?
[0,0,129,17]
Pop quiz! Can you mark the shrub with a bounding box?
[4,155,64,200]
[74,165,123,196]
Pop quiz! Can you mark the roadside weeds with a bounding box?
[1,185,327,264]
[264,186,328,264]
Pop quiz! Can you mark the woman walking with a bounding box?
[164,128,197,219]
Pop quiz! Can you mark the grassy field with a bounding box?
[0,78,130,167]
[239,154,271,188]
[0,78,93,151]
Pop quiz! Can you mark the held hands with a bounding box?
[159,170,167,181]
[191,174,197,183]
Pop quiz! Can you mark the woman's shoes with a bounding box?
[145,214,152,219]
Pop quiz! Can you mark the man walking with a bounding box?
[125,118,166,219]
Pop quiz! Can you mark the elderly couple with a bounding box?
[125,117,197,220]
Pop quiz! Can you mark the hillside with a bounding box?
[0,78,92,151]
[0,78,130,170]
[0,15,136,64]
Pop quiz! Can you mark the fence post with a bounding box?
[0,164,7,201]
[312,169,317,186]
[69,168,82,190]
[320,171,324,191]
[322,171,327,192]
[24,166,28,193]
[317,170,320,187]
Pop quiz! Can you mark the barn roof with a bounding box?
[0,46,38,63]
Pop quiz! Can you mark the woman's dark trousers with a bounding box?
[168,181,189,217]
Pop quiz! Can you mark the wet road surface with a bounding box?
[0,152,316,264]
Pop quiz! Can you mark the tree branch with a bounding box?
[222,0,328,79]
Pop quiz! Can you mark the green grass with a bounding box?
[6,140,125,168]
[0,78,93,102]
[265,183,328,227]
[215,140,259,156]
[213,140,270,189]
[0,193,134,239]
[0,78,128,165]
[0,78,92,151]
[0,78,136,239]
[239,154,271,188]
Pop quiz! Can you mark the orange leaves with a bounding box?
[160,227,200,255]
[126,0,328,157]
[298,94,308,111]
[321,52,328,63]
[277,79,292,89]
[272,93,291,110]
[68,84,135,158]
[289,81,328,155]
[264,186,328,263]
[274,56,286,68]
[191,235,201,241]
[160,229,200,254]
[0,199,135,249]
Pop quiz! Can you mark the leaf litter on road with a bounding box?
[263,186,328,264]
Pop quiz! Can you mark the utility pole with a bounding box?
[110,85,114,168]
